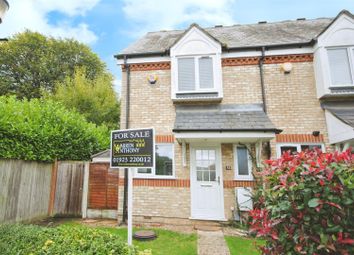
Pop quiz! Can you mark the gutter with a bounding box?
[173,128,283,134]
[114,40,316,59]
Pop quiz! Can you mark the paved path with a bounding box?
[197,230,230,255]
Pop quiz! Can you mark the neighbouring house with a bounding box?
[92,10,354,224]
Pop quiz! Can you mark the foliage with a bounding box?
[0,224,135,255]
[225,236,265,255]
[249,149,354,255]
[0,96,109,162]
[49,68,120,130]
[0,30,106,99]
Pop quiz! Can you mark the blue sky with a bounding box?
[1,0,354,94]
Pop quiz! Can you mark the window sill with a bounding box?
[172,96,222,103]
[133,176,176,180]
[234,178,254,182]
[329,85,354,90]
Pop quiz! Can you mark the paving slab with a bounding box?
[198,230,230,255]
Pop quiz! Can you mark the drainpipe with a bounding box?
[259,46,267,113]
[258,47,272,158]
[122,55,130,224]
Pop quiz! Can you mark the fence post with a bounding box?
[81,161,90,218]
[48,160,58,216]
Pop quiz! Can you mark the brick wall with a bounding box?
[118,55,329,220]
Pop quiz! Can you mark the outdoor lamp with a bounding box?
[0,0,9,24]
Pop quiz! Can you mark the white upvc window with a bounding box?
[234,145,253,181]
[177,55,216,93]
[327,47,354,87]
[276,143,325,158]
[135,143,174,179]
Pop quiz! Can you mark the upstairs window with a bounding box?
[177,56,214,92]
[327,47,354,87]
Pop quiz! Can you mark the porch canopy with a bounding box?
[321,100,354,147]
[173,104,280,143]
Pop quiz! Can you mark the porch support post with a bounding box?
[343,142,350,151]
[255,141,262,167]
[335,143,341,152]
[182,141,187,167]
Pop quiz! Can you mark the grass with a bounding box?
[63,221,197,255]
[225,236,265,255]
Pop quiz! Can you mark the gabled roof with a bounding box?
[315,9,354,40]
[91,149,110,159]
[170,23,225,50]
[173,104,281,133]
[116,15,336,58]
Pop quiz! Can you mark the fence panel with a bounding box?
[88,163,119,210]
[0,160,52,223]
[53,161,85,216]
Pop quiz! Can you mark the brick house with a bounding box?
[104,10,354,223]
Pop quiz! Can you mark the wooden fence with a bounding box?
[0,159,87,223]
[0,160,52,223]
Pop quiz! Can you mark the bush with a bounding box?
[249,149,354,255]
[0,96,109,162]
[0,224,135,255]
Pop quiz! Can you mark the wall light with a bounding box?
[281,62,293,74]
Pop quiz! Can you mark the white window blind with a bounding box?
[199,57,214,89]
[327,48,353,86]
[178,58,195,91]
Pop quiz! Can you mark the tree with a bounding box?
[0,30,105,99]
[50,68,120,130]
[0,96,109,162]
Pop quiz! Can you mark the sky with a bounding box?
[1,0,354,94]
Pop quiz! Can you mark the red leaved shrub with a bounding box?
[249,149,354,255]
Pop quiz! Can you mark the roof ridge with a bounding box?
[145,17,334,35]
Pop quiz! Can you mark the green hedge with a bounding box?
[0,224,135,255]
[0,96,109,162]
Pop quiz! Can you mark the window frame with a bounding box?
[233,145,253,181]
[176,54,217,94]
[276,143,325,158]
[326,46,354,87]
[134,143,175,179]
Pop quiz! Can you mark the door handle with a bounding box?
[218,176,220,185]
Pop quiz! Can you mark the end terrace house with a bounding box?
[110,10,354,223]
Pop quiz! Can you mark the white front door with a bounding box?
[190,145,225,220]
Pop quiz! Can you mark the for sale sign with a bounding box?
[110,128,154,168]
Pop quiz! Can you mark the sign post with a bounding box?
[110,128,154,246]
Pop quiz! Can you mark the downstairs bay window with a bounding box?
[135,143,174,178]
[277,143,325,157]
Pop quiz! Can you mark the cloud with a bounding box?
[122,0,236,36]
[0,0,100,44]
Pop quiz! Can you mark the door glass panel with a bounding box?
[195,149,216,182]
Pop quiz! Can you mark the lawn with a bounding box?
[64,222,197,255]
[225,236,265,255]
